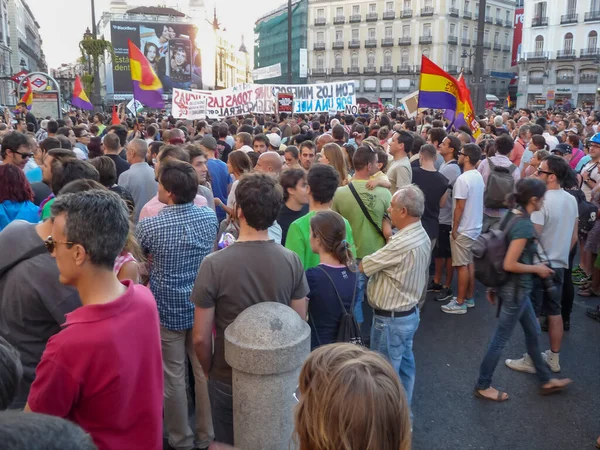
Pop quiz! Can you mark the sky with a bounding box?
[27,0,284,70]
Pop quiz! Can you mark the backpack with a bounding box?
[472,213,522,288]
[566,188,597,240]
[484,158,517,209]
[311,266,364,347]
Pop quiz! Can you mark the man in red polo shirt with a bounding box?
[25,190,163,450]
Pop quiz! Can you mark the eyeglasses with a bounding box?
[44,236,75,253]
[457,151,465,156]
[536,168,555,176]
[14,151,33,158]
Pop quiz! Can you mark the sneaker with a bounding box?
[427,280,443,292]
[542,350,561,373]
[573,275,591,286]
[435,287,453,302]
[465,298,475,308]
[573,265,585,275]
[505,353,537,374]
[441,299,467,314]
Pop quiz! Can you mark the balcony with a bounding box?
[311,68,327,76]
[556,76,575,84]
[331,67,344,75]
[580,73,598,84]
[333,15,345,24]
[580,48,600,58]
[525,51,550,60]
[584,10,600,21]
[448,36,458,45]
[496,18,503,26]
[347,66,361,75]
[556,49,576,59]
[485,15,493,23]
[462,38,471,46]
[314,17,326,26]
[420,6,434,16]
[420,35,433,44]
[313,42,325,51]
[463,10,472,19]
[398,36,412,46]
[381,84,394,92]
[401,9,413,18]
[383,10,395,20]
[446,65,458,74]
[363,66,377,75]
[475,13,479,20]
[381,38,394,47]
[529,77,544,85]
[449,7,459,17]
[380,65,394,74]
[415,65,421,73]
[348,40,361,48]
[505,20,512,28]
[397,64,412,74]
[560,13,578,24]
[483,41,492,49]
[332,40,344,49]
[531,16,548,27]
[366,12,378,21]
[349,14,361,23]
[493,43,501,51]
[365,38,377,48]
[502,44,511,52]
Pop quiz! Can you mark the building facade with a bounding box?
[50,62,86,107]
[7,0,45,73]
[0,0,13,105]
[307,0,516,105]
[517,0,600,109]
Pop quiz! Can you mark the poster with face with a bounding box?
[168,39,192,83]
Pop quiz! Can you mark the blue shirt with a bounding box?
[136,203,218,330]
[207,158,230,221]
[576,155,592,173]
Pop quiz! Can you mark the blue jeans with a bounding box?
[476,285,552,390]
[208,380,234,445]
[370,309,420,407]
[355,262,368,324]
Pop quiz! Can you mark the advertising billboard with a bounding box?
[512,8,524,67]
[110,21,202,94]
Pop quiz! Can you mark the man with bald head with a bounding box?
[316,133,334,153]
[255,151,283,175]
[169,128,186,145]
[119,139,158,223]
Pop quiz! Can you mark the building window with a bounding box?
[352,5,359,14]
[589,31,598,49]
[592,0,599,11]
[449,49,455,64]
[505,32,509,45]
[495,7,500,19]
[564,33,573,51]
[352,28,359,40]
[401,50,409,65]
[336,6,343,16]
[368,28,376,39]
[351,52,358,67]
[367,52,375,68]
[317,8,324,17]
[494,31,499,44]
[423,23,431,36]
[403,25,411,37]
[403,0,411,9]
[505,10,510,23]
[534,2,547,17]
[450,23,456,36]
[465,0,470,12]
[317,54,324,70]
[369,3,376,13]
[317,31,324,42]
[486,5,491,15]
[384,50,392,68]
[492,56,497,69]
[385,26,392,38]
[336,29,343,41]
[386,1,394,11]
[535,35,544,52]
[463,25,469,38]
[502,56,507,67]
[484,29,490,42]
[473,27,478,41]
[335,53,342,69]
[424,0,432,7]
[566,0,576,14]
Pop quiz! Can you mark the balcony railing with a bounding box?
[381,38,394,47]
[415,65,421,73]
[446,65,458,74]
[505,20,512,28]
[449,7,459,17]
[420,35,433,44]
[381,85,394,92]
[483,41,492,49]
[383,10,395,19]
[462,38,471,46]
[398,36,412,45]
[529,77,544,85]
[448,36,458,45]
[560,13,578,24]
[526,51,550,60]
[348,40,361,48]
[363,66,377,74]
[531,16,548,27]
[349,14,361,22]
[401,9,413,18]
[485,15,493,23]
[333,15,345,24]
[421,6,434,16]
[493,43,501,50]
[397,64,412,74]
[580,47,600,58]
[502,44,511,52]
[557,49,576,59]
[314,17,326,26]
[331,67,344,75]
[380,65,394,74]
[463,10,472,19]
[365,39,377,48]
[347,66,361,74]
[496,18,503,26]
[584,10,600,21]
[580,73,598,83]
[366,12,378,21]
[313,42,325,50]
[556,76,575,84]
[332,40,344,49]
[311,68,327,76]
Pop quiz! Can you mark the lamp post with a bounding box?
[472,0,487,116]
[461,50,475,76]
[90,0,102,111]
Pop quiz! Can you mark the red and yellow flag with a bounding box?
[72,75,94,110]
[18,79,33,110]
[128,40,164,109]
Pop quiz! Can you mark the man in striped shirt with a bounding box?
[359,185,431,411]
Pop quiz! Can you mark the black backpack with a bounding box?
[311,267,363,347]
[484,158,517,209]
[567,188,598,239]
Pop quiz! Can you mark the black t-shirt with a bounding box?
[278,203,309,246]
[31,182,52,206]
[217,140,233,162]
[411,158,420,168]
[105,154,131,179]
[411,168,449,239]
[118,148,128,160]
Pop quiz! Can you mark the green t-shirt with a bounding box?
[285,210,355,270]
[505,211,536,290]
[331,181,392,259]
[41,198,55,221]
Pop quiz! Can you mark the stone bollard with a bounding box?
[225,302,311,450]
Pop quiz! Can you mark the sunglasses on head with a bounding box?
[44,236,75,253]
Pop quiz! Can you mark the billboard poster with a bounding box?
[110,21,202,94]
[512,8,524,67]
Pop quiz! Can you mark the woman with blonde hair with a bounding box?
[319,143,349,186]
[295,343,411,450]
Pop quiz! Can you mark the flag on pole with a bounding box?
[417,56,459,114]
[18,79,33,110]
[128,40,164,109]
[455,74,481,139]
[72,75,94,110]
[111,105,120,125]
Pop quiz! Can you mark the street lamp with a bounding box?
[19,58,26,70]
[461,50,475,76]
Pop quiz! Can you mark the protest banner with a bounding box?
[399,91,420,118]
[171,88,212,118]
[187,98,208,120]
[277,93,294,113]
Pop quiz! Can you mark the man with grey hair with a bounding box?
[119,138,158,223]
[494,115,509,136]
[359,184,430,413]
[515,124,532,175]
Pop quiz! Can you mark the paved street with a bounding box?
[412,286,600,450]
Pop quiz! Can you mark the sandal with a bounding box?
[578,288,600,297]
[587,307,600,322]
[540,379,572,395]
[473,388,509,402]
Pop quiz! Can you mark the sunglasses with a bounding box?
[536,168,555,176]
[15,151,33,158]
[44,236,75,253]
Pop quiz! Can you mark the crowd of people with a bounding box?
[0,103,599,449]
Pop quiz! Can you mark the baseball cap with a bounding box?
[199,136,217,151]
[552,143,573,155]
[266,133,281,148]
[566,127,578,133]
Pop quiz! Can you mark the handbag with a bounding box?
[348,182,386,240]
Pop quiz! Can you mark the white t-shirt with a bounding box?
[227,179,239,210]
[543,133,559,151]
[531,189,578,269]
[580,160,600,202]
[452,169,485,240]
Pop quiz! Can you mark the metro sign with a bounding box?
[30,77,47,90]
[10,70,29,84]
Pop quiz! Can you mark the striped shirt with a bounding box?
[362,221,431,312]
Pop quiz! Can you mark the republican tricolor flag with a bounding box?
[72,75,94,110]
[19,79,33,110]
[128,40,164,109]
